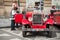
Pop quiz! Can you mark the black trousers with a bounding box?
[11,20,19,30]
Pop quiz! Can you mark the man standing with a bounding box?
[10,1,19,30]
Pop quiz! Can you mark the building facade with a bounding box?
[0,0,60,18]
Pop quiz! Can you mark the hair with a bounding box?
[13,7,18,10]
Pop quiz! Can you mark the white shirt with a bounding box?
[12,10,16,15]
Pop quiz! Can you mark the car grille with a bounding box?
[33,14,43,24]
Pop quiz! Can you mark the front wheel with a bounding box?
[48,31,56,38]
[47,24,56,38]
[22,31,27,37]
[22,24,30,37]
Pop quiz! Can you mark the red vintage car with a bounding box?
[50,10,60,25]
[53,11,60,25]
[21,11,56,38]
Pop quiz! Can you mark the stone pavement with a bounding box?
[0,28,60,40]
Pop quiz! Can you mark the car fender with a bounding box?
[46,18,54,25]
[22,19,29,25]
[14,14,23,23]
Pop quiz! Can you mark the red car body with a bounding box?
[22,12,54,29]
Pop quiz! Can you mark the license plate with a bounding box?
[36,29,39,31]
[32,29,44,31]
[39,29,44,31]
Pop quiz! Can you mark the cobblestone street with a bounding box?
[0,28,60,40]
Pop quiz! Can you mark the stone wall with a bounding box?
[0,0,52,18]
[0,0,26,18]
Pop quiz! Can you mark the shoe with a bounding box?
[11,29,16,31]
[16,28,20,30]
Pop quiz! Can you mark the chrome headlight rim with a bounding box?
[28,17,33,21]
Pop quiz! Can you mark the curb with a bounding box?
[0,26,10,28]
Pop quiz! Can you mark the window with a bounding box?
[52,0,60,10]
[0,0,4,6]
[35,1,44,10]
[35,2,40,6]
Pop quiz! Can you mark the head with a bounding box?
[52,5,56,9]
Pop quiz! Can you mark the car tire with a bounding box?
[23,31,27,37]
[47,25,56,38]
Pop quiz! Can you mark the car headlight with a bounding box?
[28,17,33,21]
[43,17,48,22]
